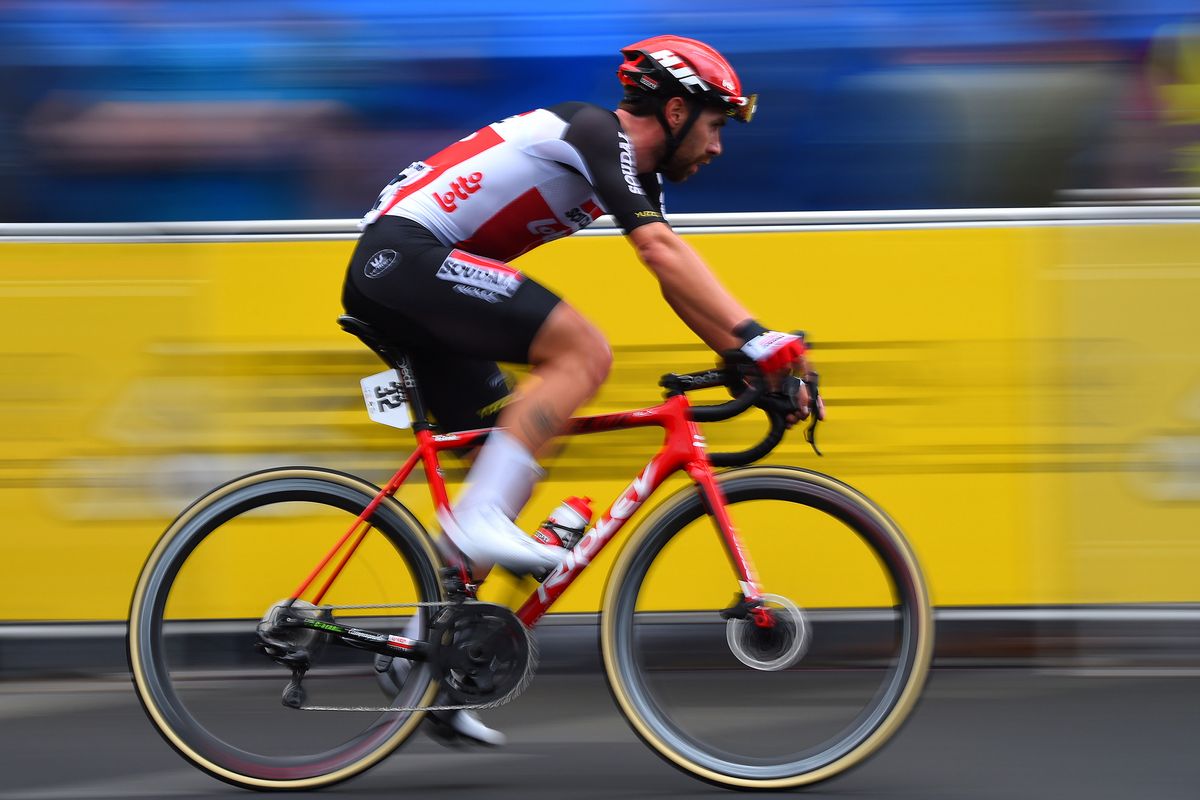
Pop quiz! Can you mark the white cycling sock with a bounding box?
[454,430,543,521]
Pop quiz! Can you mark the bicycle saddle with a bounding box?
[337,315,406,370]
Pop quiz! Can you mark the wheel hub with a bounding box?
[726,593,810,671]
[255,599,332,668]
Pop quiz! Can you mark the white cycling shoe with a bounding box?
[424,707,507,747]
[438,504,566,576]
[375,654,506,747]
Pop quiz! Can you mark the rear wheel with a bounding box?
[128,467,443,791]
[602,465,933,789]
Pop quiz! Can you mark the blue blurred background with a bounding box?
[1,0,1197,222]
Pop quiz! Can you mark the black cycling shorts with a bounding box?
[342,216,561,432]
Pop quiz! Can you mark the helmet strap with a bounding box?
[653,99,702,172]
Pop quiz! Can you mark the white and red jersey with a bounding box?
[360,102,666,263]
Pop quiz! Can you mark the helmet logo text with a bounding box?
[649,49,708,93]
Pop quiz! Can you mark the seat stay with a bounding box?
[290,447,426,603]
[294,430,479,606]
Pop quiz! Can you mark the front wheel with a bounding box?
[601,466,934,789]
[128,467,444,791]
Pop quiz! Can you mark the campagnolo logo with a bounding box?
[364,249,399,278]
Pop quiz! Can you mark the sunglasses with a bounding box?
[723,93,758,123]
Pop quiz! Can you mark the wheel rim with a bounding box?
[604,469,932,786]
[129,472,441,787]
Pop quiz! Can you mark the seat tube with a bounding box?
[685,461,765,601]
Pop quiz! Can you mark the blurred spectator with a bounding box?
[0,0,1196,223]
[1148,22,1200,184]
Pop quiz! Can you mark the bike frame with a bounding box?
[290,392,768,630]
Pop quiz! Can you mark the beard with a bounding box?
[660,148,698,183]
[661,159,691,183]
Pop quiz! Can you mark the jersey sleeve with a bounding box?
[554,103,667,235]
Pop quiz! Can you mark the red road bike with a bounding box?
[128,315,933,791]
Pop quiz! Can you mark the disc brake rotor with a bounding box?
[726,593,810,671]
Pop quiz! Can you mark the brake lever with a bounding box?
[803,372,823,457]
[718,348,824,457]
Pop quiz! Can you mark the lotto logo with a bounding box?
[433,172,484,212]
[528,218,570,239]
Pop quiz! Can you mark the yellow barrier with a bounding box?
[2,219,1198,620]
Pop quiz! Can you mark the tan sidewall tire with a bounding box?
[128,467,443,790]
[600,465,934,789]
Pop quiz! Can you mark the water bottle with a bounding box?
[534,496,593,549]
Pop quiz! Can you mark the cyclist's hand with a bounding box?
[799,372,825,423]
[785,375,813,428]
[738,327,816,427]
[740,329,806,377]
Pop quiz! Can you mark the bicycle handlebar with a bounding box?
[659,355,822,468]
[660,367,762,422]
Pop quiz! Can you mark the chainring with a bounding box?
[434,602,536,707]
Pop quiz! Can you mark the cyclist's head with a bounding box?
[617,35,756,124]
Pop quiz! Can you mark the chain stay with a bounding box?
[293,600,537,713]
[309,601,450,610]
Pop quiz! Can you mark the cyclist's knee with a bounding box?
[562,313,611,391]
[581,330,613,389]
[531,304,611,387]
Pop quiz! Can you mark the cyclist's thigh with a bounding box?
[409,353,514,432]
[344,217,560,364]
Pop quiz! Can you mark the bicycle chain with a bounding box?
[308,601,452,610]
[294,600,537,714]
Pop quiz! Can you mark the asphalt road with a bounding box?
[1,667,1197,800]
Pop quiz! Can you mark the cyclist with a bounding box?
[342,35,818,744]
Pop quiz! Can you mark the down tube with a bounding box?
[516,451,678,627]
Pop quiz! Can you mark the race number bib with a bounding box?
[360,369,411,429]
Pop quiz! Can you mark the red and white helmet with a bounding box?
[618,35,757,123]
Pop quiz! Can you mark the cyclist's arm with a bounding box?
[628,221,751,352]
[554,104,754,351]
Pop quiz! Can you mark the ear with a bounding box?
[663,96,690,128]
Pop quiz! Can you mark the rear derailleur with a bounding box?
[255,594,535,711]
